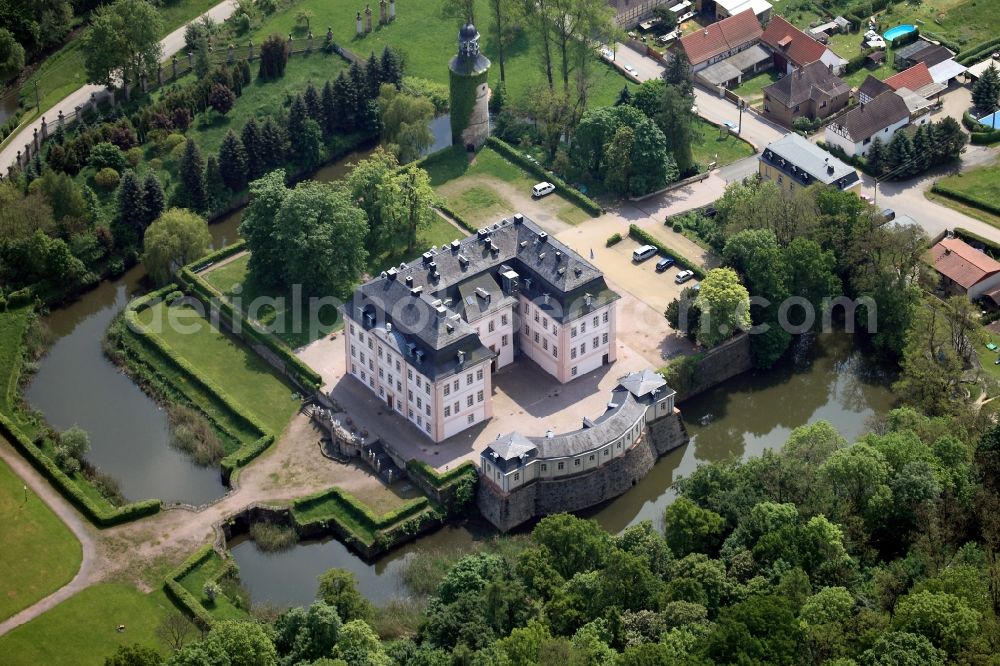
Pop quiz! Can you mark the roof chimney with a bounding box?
[386,322,393,333]
[457,350,465,365]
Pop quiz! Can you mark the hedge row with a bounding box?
[957,37,1000,65]
[962,111,1000,144]
[627,225,707,280]
[932,184,1000,217]
[292,485,431,535]
[435,203,478,234]
[0,411,161,527]
[485,137,604,216]
[187,240,248,273]
[920,31,960,54]
[163,544,216,629]
[405,459,478,489]
[125,294,278,475]
[953,227,1000,257]
[176,265,323,392]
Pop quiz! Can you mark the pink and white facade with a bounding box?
[344,214,620,443]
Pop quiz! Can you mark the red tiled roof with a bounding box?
[930,238,1000,289]
[884,62,933,92]
[760,16,827,68]
[679,10,763,66]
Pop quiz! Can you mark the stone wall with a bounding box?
[679,332,753,401]
[477,410,690,532]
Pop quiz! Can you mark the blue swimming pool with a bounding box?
[979,111,1000,129]
[883,24,917,42]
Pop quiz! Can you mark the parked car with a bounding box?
[531,182,555,198]
[656,256,676,272]
[633,245,658,262]
[675,270,695,284]
[882,208,896,221]
[623,64,637,75]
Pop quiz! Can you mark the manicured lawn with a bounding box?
[245,0,625,108]
[424,146,596,226]
[880,0,1000,51]
[732,70,781,105]
[935,163,1000,202]
[691,118,756,169]
[186,52,349,155]
[137,302,300,435]
[825,32,896,88]
[0,455,82,622]
[371,214,468,274]
[0,584,173,666]
[14,0,225,126]
[176,551,248,621]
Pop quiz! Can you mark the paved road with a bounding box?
[0,0,238,173]
[0,438,97,637]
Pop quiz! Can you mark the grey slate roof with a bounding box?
[764,60,850,107]
[831,90,909,142]
[894,38,936,61]
[618,369,670,399]
[346,215,619,380]
[761,133,860,189]
[858,74,892,103]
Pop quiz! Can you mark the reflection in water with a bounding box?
[23,217,243,505]
[0,87,19,125]
[230,522,489,607]
[590,332,896,533]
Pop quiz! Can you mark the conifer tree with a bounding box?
[886,129,914,177]
[141,171,165,228]
[303,82,323,123]
[867,136,887,176]
[218,130,248,191]
[260,116,287,170]
[321,80,338,136]
[288,94,311,163]
[365,53,382,99]
[178,138,207,212]
[114,169,146,250]
[332,72,356,132]
[379,46,403,88]
[241,117,264,180]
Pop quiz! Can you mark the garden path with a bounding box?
[0,411,400,631]
[0,0,239,174]
[0,438,99,636]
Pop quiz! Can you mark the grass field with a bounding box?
[176,550,248,621]
[935,163,1000,203]
[424,146,595,226]
[0,584,172,666]
[12,0,223,128]
[691,119,756,169]
[731,70,781,105]
[0,455,82,622]
[137,302,299,435]
[244,0,625,109]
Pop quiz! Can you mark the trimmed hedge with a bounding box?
[125,288,277,477]
[163,544,216,629]
[957,37,1000,65]
[175,265,323,392]
[606,233,623,247]
[0,411,161,527]
[435,202,478,234]
[405,459,477,489]
[187,240,248,273]
[627,225,707,280]
[292,486,431,533]
[962,111,1000,144]
[485,136,603,216]
[933,184,1000,217]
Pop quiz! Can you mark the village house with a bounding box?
[344,214,620,443]
[678,9,765,82]
[760,16,847,75]
[824,90,913,156]
[759,133,860,192]
[762,60,851,126]
[929,237,1000,304]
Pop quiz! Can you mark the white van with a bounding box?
[633,245,657,262]
[532,182,555,198]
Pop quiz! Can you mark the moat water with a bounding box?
[231,332,896,607]
[19,119,896,605]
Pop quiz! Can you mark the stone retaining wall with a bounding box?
[680,333,753,402]
[477,410,690,532]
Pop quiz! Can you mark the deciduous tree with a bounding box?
[142,208,211,285]
[82,0,163,88]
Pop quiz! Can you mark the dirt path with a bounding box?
[1,411,406,629]
[0,438,100,637]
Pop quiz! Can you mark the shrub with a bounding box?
[89,141,128,171]
[53,445,80,474]
[162,132,186,154]
[606,232,623,247]
[203,580,222,604]
[94,167,120,190]
[258,34,289,80]
[126,147,142,167]
[168,404,225,466]
[249,521,298,551]
[90,469,125,506]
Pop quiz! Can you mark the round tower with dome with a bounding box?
[449,22,491,150]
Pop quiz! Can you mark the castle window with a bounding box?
[553,346,558,357]
[543,339,548,351]
[502,334,509,346]
[445,405,451,417]
[534,311,539,323]
[467,395,474,407]
[350,324,355,335]
[589,454,594,461]
[444,384,450,396]
[514,473,520,481]
[468,414,475,424]
[581,322,586,333]
[571,327,577,338]
[572,366,578,376]
[593,316,598,327]
[593,336,599,349]
[477,368,484,380]
[408,369,413,380]
[502,314,509,326]
[477,390,484,402]
[488,320,495,333]
[466,373,473,385]
[603,333,608,344]
[558,462,564,470]
[574,459,581,466]
[603,312,608,323]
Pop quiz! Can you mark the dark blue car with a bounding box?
[655,256,676,272]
